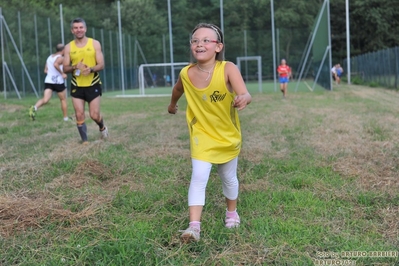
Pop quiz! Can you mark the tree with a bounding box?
[1,0,398,81]
[101,0,167,64]
[273,0,322,61]
[351,0,399,54]
[329,0,346,62]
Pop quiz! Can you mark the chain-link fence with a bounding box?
[345,46,399,89]
[0,4,315,99]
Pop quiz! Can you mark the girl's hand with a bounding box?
[168,104,178,114]
[233,94,250,111]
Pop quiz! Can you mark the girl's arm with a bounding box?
[168,75,184,114]
[225,62,252,111]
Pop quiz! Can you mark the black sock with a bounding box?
[77,123,88,141]
[96,118,105,131]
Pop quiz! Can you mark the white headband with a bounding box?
[210,25,222,43]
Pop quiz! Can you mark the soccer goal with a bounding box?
[236,56,262,93]
[136,62,189,96]
[295,0,332,91]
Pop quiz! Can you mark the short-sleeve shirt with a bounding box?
[277,65,291,78]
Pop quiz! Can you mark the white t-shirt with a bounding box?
[44,54,65,84]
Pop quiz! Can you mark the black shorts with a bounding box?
[44,83,66,93]
[71,83,102,103]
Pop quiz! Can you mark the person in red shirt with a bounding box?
[277,59,292,99]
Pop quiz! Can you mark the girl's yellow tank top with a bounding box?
[180,61,241,164]
[69,38,101,87]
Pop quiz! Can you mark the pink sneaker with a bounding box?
[225,213,240,228]
[179,227,200,243]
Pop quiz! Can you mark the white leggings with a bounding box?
[188,157,239,206]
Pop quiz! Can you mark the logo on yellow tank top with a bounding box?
[210,91,227,102]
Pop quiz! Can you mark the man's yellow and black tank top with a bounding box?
[69,38,101,87]
[180,61,242,164]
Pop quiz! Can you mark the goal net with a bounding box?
[236,56,262,93]
[295,0,332,91]
[130,59,262,97]
[136,62,189,96]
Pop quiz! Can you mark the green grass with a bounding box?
[95,79,324,98]
[0,84,398,265]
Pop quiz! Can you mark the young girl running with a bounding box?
[168,23,252,243]
[277,59,291,99]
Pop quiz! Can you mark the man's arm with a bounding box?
[92,39,104,72]
[54,56,67,79]
[62,44,73,74]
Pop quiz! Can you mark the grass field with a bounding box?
[95,79,324,98]
[1,84,398,265]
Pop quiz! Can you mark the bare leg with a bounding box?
[72,97,87,142]
[226,198,237,212]
[88,96,102,123]
[88,96,109,139]
[189,205,203,222]
[72,97,85,122]
[35,89,53,109]
[57,90,68,119]
[280,83,285,98]
[283,83,288,97]
[280,83,287,98]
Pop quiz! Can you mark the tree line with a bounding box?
[1,0,399,67]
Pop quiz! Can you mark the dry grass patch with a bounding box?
[307,94,399,194]
[73,159,113,181]
[0,103,25,113]
[241,179,270,192]
[0,193,98,238]
[377,206,399,244]
[351,86,399,108]
[0,155,144,239]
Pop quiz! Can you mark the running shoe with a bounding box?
[179,227,200,243]
[100,126,109,139]
[29,106,36,121]
[225,213,240,228]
